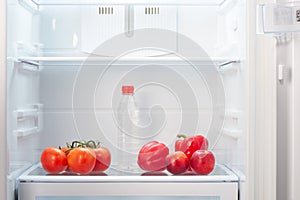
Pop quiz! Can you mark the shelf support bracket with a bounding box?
[16,59,40,72]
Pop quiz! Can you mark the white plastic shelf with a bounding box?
[18,163,238,183]
[19,0,239,13]
[25,0,228,6]
[258,2,300,34]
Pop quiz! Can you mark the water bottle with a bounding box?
[116,85,141,173]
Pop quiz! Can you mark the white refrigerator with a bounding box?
[0,0,299,200]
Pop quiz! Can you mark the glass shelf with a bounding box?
[27,0,227,6]
[18,164,238,183]
[17,56,240,67]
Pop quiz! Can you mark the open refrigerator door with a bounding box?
[257,1,300,200]
[0,0,7,199]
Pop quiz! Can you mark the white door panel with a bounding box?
[0,0,7,199]
[290,33,300,200]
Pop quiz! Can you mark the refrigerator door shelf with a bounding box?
[257,2,300,34]
[18,164,238,183]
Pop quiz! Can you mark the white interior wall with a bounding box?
[214,1,246,169]
[37,4,246,170]
[39,63,214,164]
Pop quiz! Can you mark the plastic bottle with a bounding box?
[116,85,141,173]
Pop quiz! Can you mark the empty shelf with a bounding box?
[17,56,240,67]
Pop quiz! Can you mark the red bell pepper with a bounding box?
[177,134,209,159]
[137,141,169,172]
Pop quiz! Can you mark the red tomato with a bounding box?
[67,148,96,174]
[190,150,215,175]
[61,147,71,156]
[165,151,189,175]
[40,147,68,173]
[92,146,111,172]
[180,135,208,159]
[60,147,72,171]
[137,141,169,172]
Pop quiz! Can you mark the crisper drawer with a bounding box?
[18,182,238,200]
[18,165,238,200]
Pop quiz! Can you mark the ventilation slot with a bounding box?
[98,7,114,15]
[145,7,160,15]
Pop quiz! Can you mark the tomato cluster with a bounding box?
[40,140,111,175]
[137,134,215,175]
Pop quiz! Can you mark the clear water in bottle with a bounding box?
[116,85,142,173]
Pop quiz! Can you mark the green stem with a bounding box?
[71,141,84,148]
[86,140,97,148]
[66,142,71,148]
[177,134,187,139]
[64,148,72,154]
[96,141,101,147]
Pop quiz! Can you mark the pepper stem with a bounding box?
[177,134,187,139]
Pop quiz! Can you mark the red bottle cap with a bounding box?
[122,86,134,94]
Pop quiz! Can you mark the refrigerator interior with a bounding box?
[6,0,248,199]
